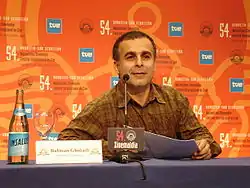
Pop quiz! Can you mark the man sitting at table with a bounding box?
[58,30,222,160]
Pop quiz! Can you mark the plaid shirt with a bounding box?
[58,81,222,159]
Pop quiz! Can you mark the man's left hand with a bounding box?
[192,139,212,160]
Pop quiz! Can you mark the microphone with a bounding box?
[109,73,147,180]
[123,73,130,82]
[123,74,130,128]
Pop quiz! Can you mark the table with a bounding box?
[0,157,250,188]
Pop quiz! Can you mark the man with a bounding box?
[58,30,222,160]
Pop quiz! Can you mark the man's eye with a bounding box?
[126,56,135,60]
[143,55,151,60]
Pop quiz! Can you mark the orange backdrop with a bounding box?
[0,0,250,160]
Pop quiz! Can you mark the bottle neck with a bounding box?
[15,90,24,109]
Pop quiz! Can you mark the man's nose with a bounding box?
[135,56,143,66]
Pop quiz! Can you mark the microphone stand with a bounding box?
[109,74,147,180]
[124,80,128,128]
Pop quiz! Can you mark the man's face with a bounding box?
[115,38,155,87]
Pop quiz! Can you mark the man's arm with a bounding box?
[176,92,222,158]
[57,104,114,159]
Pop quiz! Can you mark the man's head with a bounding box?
[112,30,157,88]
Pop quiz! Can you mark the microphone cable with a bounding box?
[109,151,147,180]
[127,159,147,180]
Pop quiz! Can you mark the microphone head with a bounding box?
[123,74,130,82]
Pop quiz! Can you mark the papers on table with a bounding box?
[142,131,199,159]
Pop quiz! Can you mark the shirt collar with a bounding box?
[116,80,166,108]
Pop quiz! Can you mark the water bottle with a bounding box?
[8,89,29,164]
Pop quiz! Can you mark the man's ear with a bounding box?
[114,61,119,74]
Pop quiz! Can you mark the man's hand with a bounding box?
[192,139,212,160]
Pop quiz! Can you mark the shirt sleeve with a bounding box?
[176,91,222,158]
[57,103,114,159]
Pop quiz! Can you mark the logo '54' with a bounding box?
[116,130,124,141]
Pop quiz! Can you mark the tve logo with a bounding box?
[79,48,94,63]
[199,50,214,65]
[46,18,62,34]
[24,104,33,118]
[111,76,119,88]
[168,22,183,37]
[229,78,244,93]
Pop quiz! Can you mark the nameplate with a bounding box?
[108,127,144,151]
[36,140,103,164]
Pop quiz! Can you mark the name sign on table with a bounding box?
[108,127,145,151]
[36,140,103,164]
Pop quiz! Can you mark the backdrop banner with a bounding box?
[0,0,249,159]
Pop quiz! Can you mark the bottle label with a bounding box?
[8,132,29,156]
[14,108,26,116]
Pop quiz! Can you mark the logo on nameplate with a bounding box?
[107,128,144,151]
[37,148,50,156]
